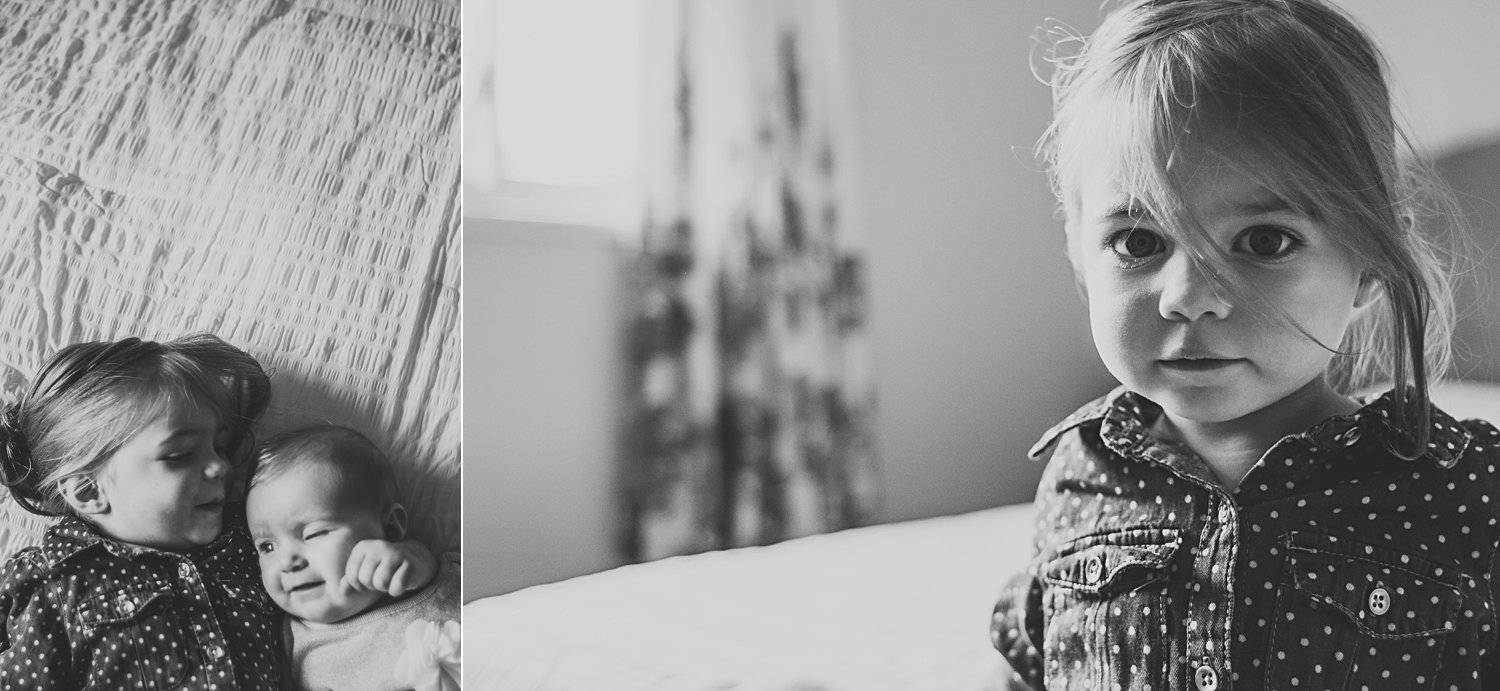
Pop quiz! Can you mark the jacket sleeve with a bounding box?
[0,552,77,690]
[991,568,1046,691]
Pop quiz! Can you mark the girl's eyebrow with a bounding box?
[156,427,211,446]
[1225,194,1293,217]
[1101,200,1152,222]
[1101,196,1293,222]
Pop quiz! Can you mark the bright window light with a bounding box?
[494,0,641,188]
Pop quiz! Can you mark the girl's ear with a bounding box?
[382,503,408,541]
[60,475,109,516]
[1353,272,1382,310]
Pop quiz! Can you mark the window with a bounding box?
[465,0,643,229]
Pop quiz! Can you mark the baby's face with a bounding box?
[1069,156,1369,424]
[246,464,387,624]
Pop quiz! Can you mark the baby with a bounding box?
[247,425,460,691]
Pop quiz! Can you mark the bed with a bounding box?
[465,379,1500,690]
[0,0,461,558]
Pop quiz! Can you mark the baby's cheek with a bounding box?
[255,559,279,592]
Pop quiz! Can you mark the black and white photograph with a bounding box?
[2,0,1498,689]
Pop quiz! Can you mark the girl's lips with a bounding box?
[1159,358,1245,372]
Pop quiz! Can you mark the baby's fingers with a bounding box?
[341,547,376,592]
[386,561,412,596]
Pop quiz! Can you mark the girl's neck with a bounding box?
[1151,378,1360,491]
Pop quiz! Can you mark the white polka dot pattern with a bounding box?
[992,387,1500,690]
[0,504,284,689]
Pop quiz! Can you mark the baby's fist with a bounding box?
[342,539,437,596]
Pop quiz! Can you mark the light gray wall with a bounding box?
[844,1,1116,523]
[464,220,631,600]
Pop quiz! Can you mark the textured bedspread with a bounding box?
[465,503,1033,691]
[0,0,460,556]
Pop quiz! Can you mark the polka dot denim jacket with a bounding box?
[992,387,1500,691]
[0,504,284,690]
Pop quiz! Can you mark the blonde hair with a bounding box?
[1041,0,1457,457]
[0,334,271,516]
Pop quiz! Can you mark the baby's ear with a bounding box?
[382,503,408,541]
[60,475,109,516]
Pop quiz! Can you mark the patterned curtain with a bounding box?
[627,0,878,561]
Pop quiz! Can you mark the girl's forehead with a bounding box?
[132,389,223,436]
[1075,159,1287,222]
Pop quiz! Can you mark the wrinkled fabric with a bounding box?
[993,387,1500,690]
[0,0,462,560]
[0,505,282,689]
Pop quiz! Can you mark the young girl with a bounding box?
[991,1,1500,690]
[0,334,432,689]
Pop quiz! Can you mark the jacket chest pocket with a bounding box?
[1041,528,1181,691]
[1265,532,1463,691]
[75,580,191,689]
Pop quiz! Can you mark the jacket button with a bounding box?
[1194,664,1219,691]
[1085,556,1104,584]
[1368,587,1390,615]
[179,563,193,579]
[118,597,135,614]
[208,644,226,660]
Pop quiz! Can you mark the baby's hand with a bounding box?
[341,539,437,596]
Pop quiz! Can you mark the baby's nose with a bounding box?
[279,550,307,571]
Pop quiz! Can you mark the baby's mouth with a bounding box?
[288,580,323,595]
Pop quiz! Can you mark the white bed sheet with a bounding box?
[465,503,1033,691]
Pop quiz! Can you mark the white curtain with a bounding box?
[627,0,879,561]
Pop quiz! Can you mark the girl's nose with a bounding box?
[203,454,230,481]
[1157,252,1232,321]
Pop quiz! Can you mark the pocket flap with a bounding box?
[1044,528,1181,594]
[219,578,277,614]
[77,581,175,627]
[1285,533,1463,639]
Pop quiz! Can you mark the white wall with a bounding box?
[464,220,630,600]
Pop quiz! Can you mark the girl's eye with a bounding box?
[305,529,329,540]
[256,542,275,555]
[1109,228,1165,259]
[1237,226,1301,259]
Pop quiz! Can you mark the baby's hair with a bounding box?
[250,425,398,514]
[0,333,271,516]
[1040,0,1457,457]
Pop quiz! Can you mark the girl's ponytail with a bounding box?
[0,403,48,516]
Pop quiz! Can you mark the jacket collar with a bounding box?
[39,503,247,570]
[1028,386,1474,468]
